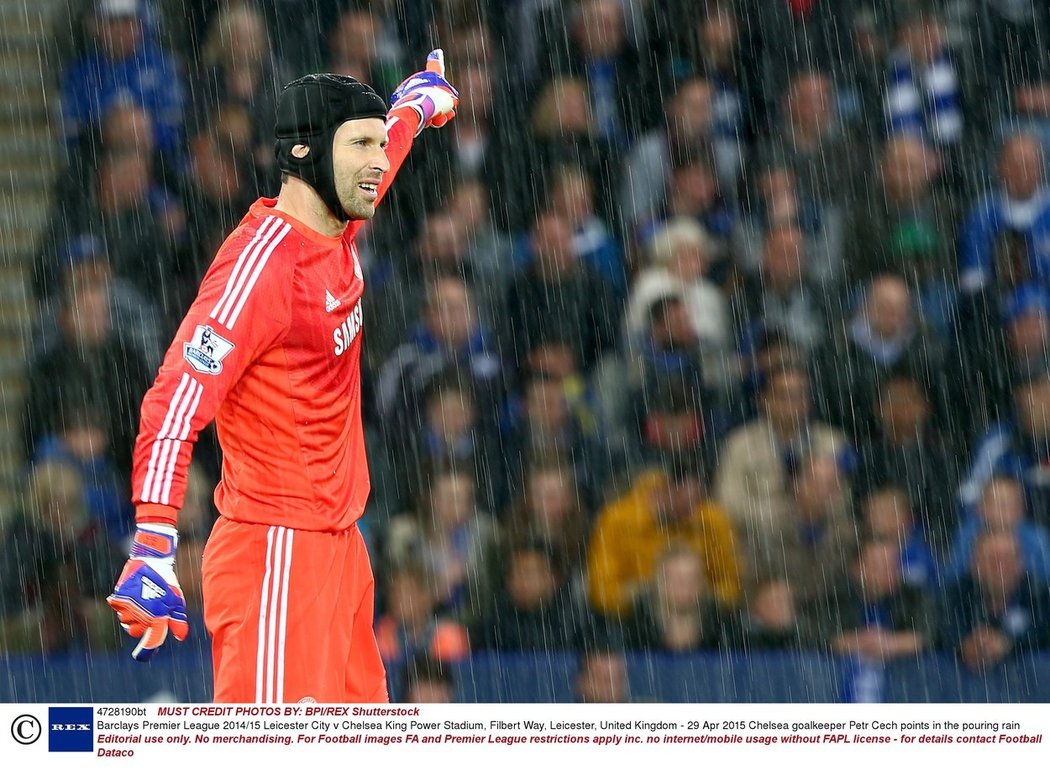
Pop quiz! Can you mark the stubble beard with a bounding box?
[337,175,376,221]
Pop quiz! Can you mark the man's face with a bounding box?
[418,214,466,268]
[881,137,937,203]
[854,543,902,600]
[1015,376,1050,439]
[94,15,142,60]
[998,136,1044,200]
[657,552,707,610]
[1009,312,1050,358]
[654,476,703,522]
[762,370,810,429]
[532,213,576,275]
[425,279,476,349]
[761,227,805,289]
[877,379,929,439]
[576,653,628,704]
[507,551,558,609]
[865,277,912,339]
[973,534,1023,596]
[787,74,831,134]
[332,118,391,220]
[669,80,713,141]
[574,0,625,59]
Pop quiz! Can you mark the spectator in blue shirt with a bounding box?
[938,531,1049,668]
[60,0,185,168]
[944,475,1050,583]
[861,485,940,592]
[959,134,1050,295]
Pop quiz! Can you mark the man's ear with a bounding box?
[292,144,310,158]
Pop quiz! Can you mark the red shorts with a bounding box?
[201,517,387,703]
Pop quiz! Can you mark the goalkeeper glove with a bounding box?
[390,48,459,136]
[107,524,189,661]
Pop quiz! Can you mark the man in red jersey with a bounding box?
[106,51,458,703]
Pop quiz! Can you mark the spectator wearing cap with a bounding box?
[729,327,806,428]
[59,0,185,166]
[586,453,741,618]
[624,217,730,351]
[623,296,712,420]
[958,134,1050,296]
[817,273,946,445]
[715,364,849,535]
[959,355,1050,529]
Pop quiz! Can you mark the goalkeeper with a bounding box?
[107,51,458,703]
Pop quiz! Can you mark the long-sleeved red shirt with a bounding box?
[131,111,418,531]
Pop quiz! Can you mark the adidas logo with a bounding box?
[325,290,341,312]
[141,577,165,601]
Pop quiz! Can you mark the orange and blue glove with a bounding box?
[390,48,459,136]
[107,524,188,661]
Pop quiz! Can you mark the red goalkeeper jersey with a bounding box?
[131,113,417,531]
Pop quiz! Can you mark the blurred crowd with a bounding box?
[4,0,1050,702]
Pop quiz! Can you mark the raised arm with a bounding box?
[346,49,458,238]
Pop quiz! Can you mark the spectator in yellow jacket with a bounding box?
[586,457,741,616]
